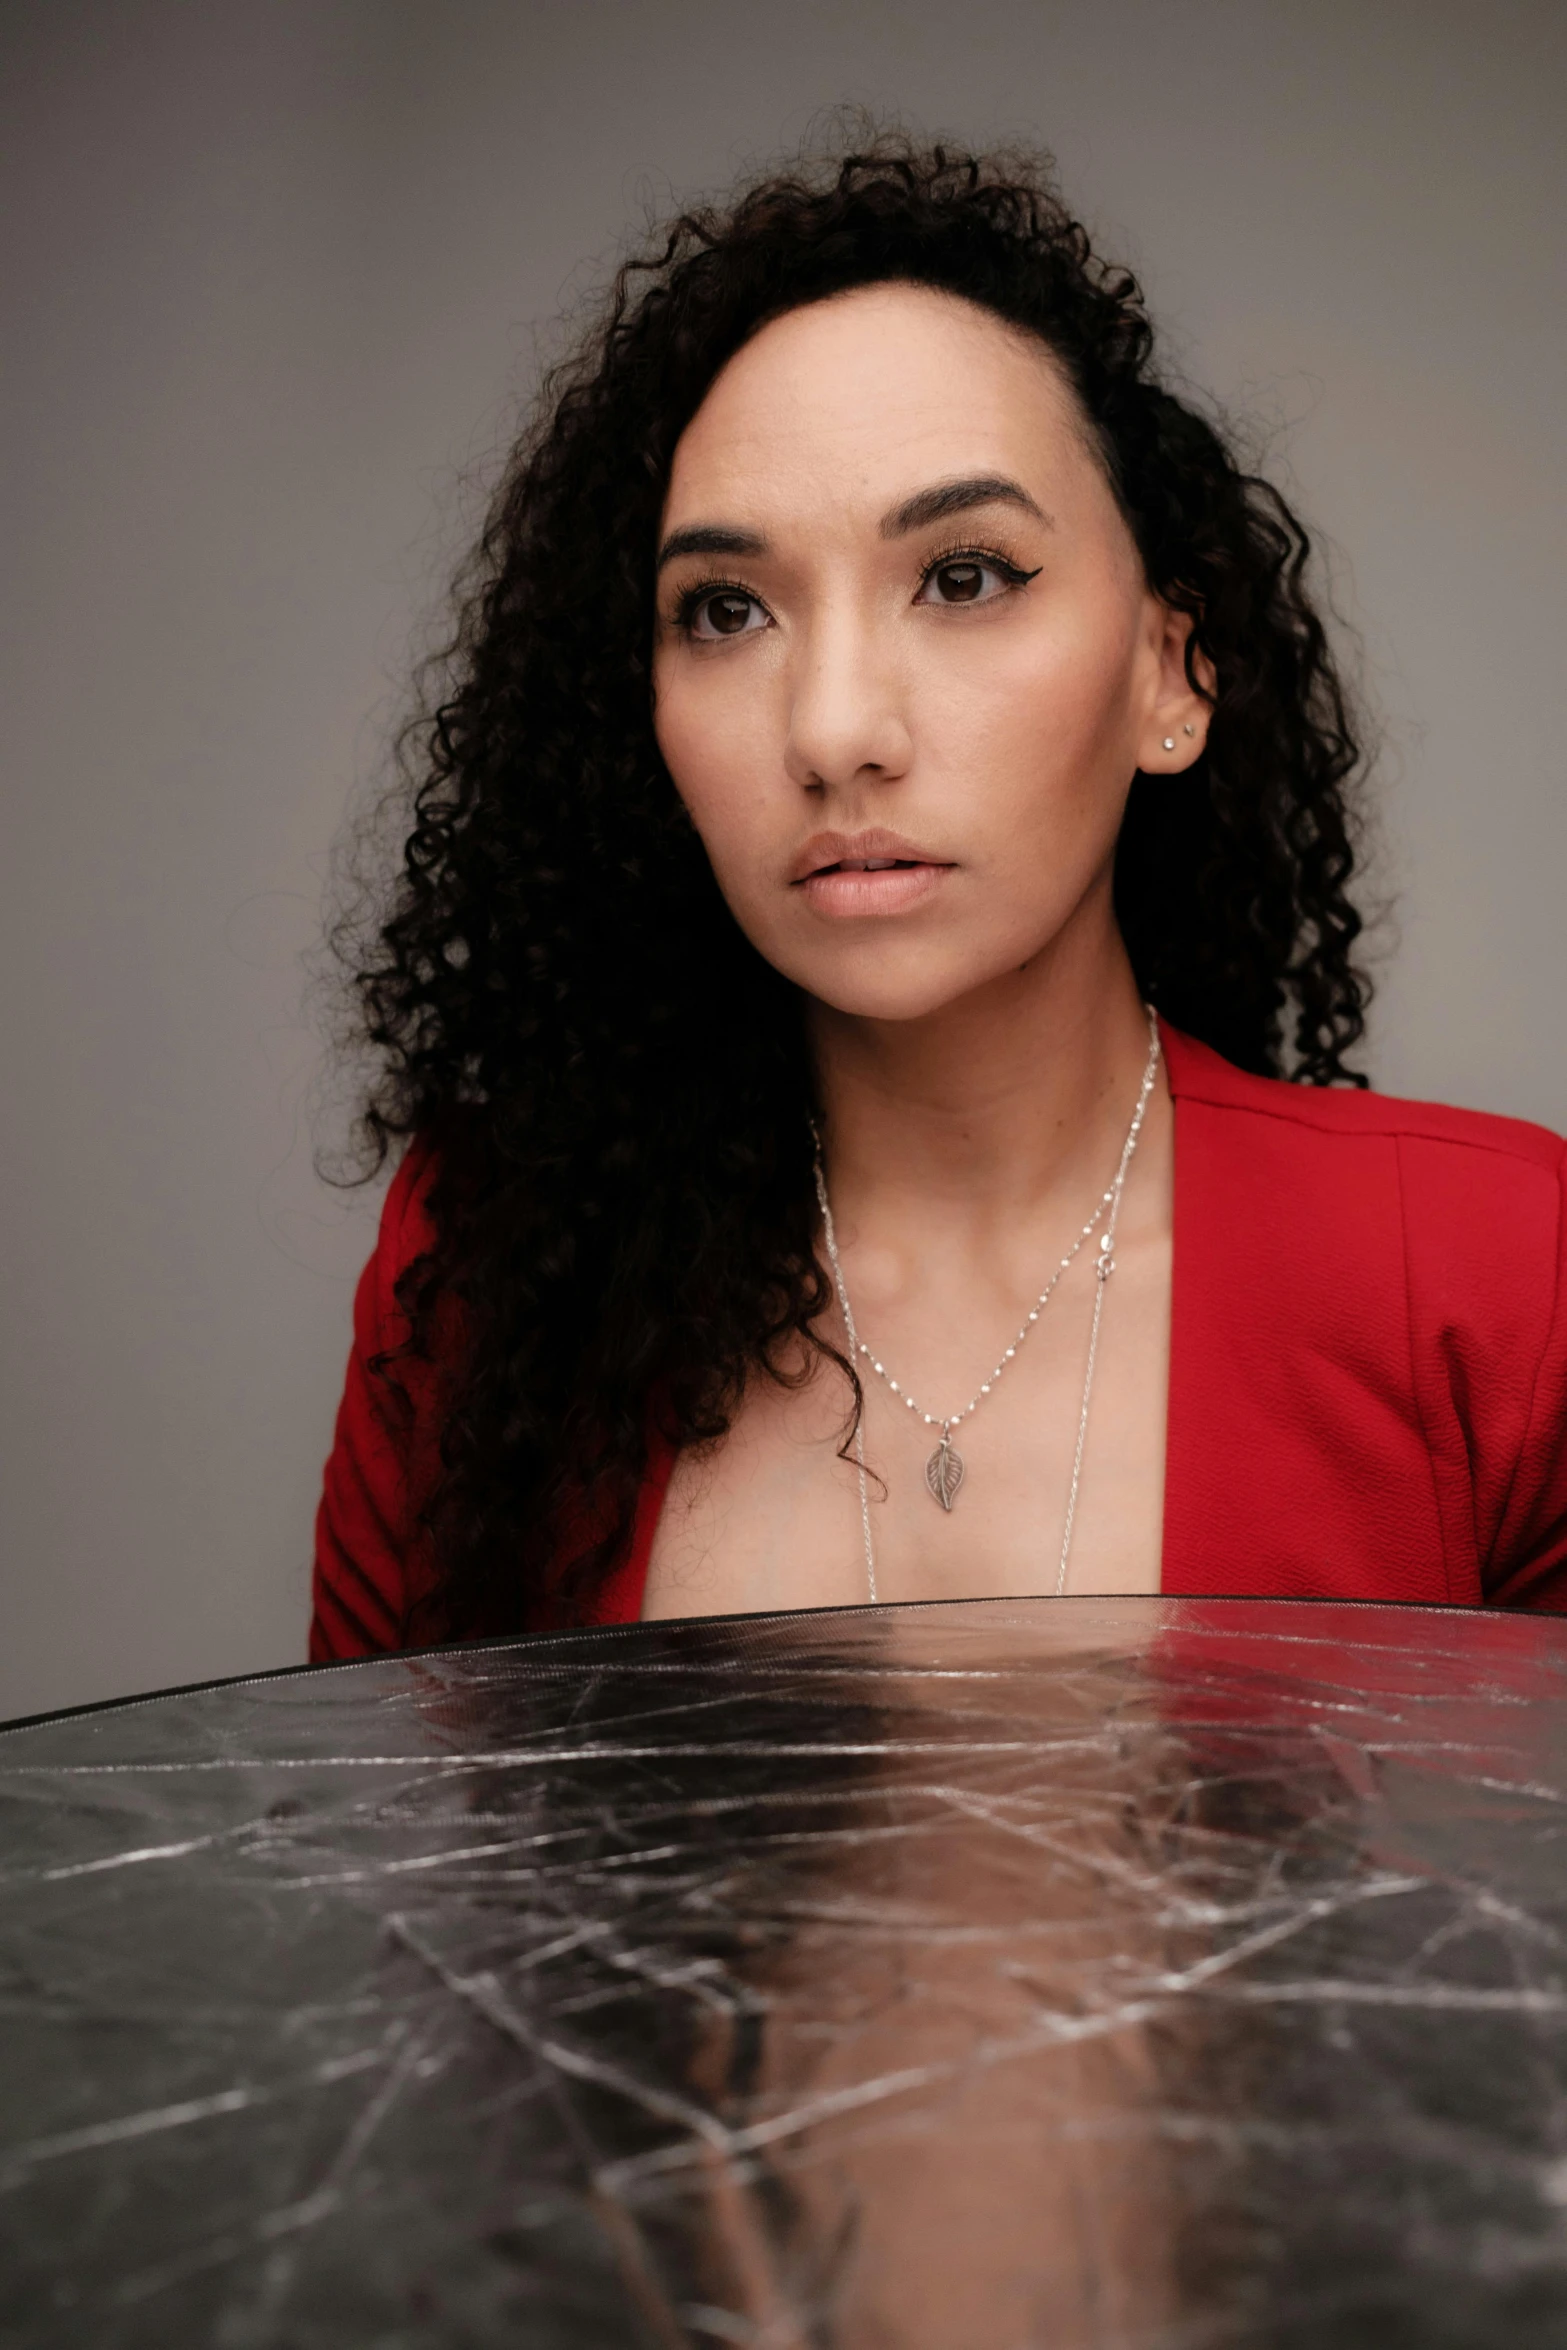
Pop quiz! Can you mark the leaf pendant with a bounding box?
[925,1438,965,1512]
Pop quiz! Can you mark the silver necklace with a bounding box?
[812,1006,1161,1602]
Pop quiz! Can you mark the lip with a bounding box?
[790,828,955,919]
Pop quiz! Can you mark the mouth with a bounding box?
[791,831,954,917]
[812,854,922,874]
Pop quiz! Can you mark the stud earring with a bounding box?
[1183,723,1196,737]
[1161,736,1175,752]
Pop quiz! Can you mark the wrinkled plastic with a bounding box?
[5,1595,1567,2345]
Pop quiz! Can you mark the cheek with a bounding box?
[655,665,763,838]
[916,599,1141,834]
[651,662,703,807]
[653,662,784,912]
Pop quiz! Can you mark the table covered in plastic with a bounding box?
[5,1595,1567,2346]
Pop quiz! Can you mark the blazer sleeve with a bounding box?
[1487,1139,1567,1610]
[309,1140,441,1662]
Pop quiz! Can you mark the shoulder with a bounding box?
[1163,1021,1567,1517]
[366,1134,442,1340]
[382,1131,441,1257]
[1159,1024,1567,1608]
[1161,1021,1565,1184]
[310,1135,450,1659]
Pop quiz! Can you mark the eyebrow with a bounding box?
[880,474,1050,537]
[655,523,768,573]
[654,473,1050,574]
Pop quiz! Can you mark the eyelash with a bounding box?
[919,540,1036,586]
[671,575,759,633]
[669,543,1041,637]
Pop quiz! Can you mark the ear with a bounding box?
[1138,603,1215,772]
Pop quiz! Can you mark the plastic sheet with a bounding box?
[5,1595,1567,2345]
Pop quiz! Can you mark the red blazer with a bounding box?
[311,1024,1567,1660]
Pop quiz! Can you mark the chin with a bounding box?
[787,949,1006,1026]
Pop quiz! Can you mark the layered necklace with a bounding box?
[812,1006,1161,1602]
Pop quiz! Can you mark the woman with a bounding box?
[312,139,1567,1661]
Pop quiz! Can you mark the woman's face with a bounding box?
[651,283,1207,1023]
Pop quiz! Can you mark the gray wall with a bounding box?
[2,0,1563,1718]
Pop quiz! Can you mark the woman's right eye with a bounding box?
[684,588,768,641]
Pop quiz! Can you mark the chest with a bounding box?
[641,1216,1173,1619]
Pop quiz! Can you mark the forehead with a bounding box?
[663,284,1091,525]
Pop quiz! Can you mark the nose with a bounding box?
[783,607,914,796]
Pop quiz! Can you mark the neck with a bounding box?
[808,909,1153,1228]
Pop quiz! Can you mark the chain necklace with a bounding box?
[812,1006,1161,1602]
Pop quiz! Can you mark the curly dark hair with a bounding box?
[336,135,1371,1643]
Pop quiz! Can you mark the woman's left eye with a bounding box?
[916,555,1032,607]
